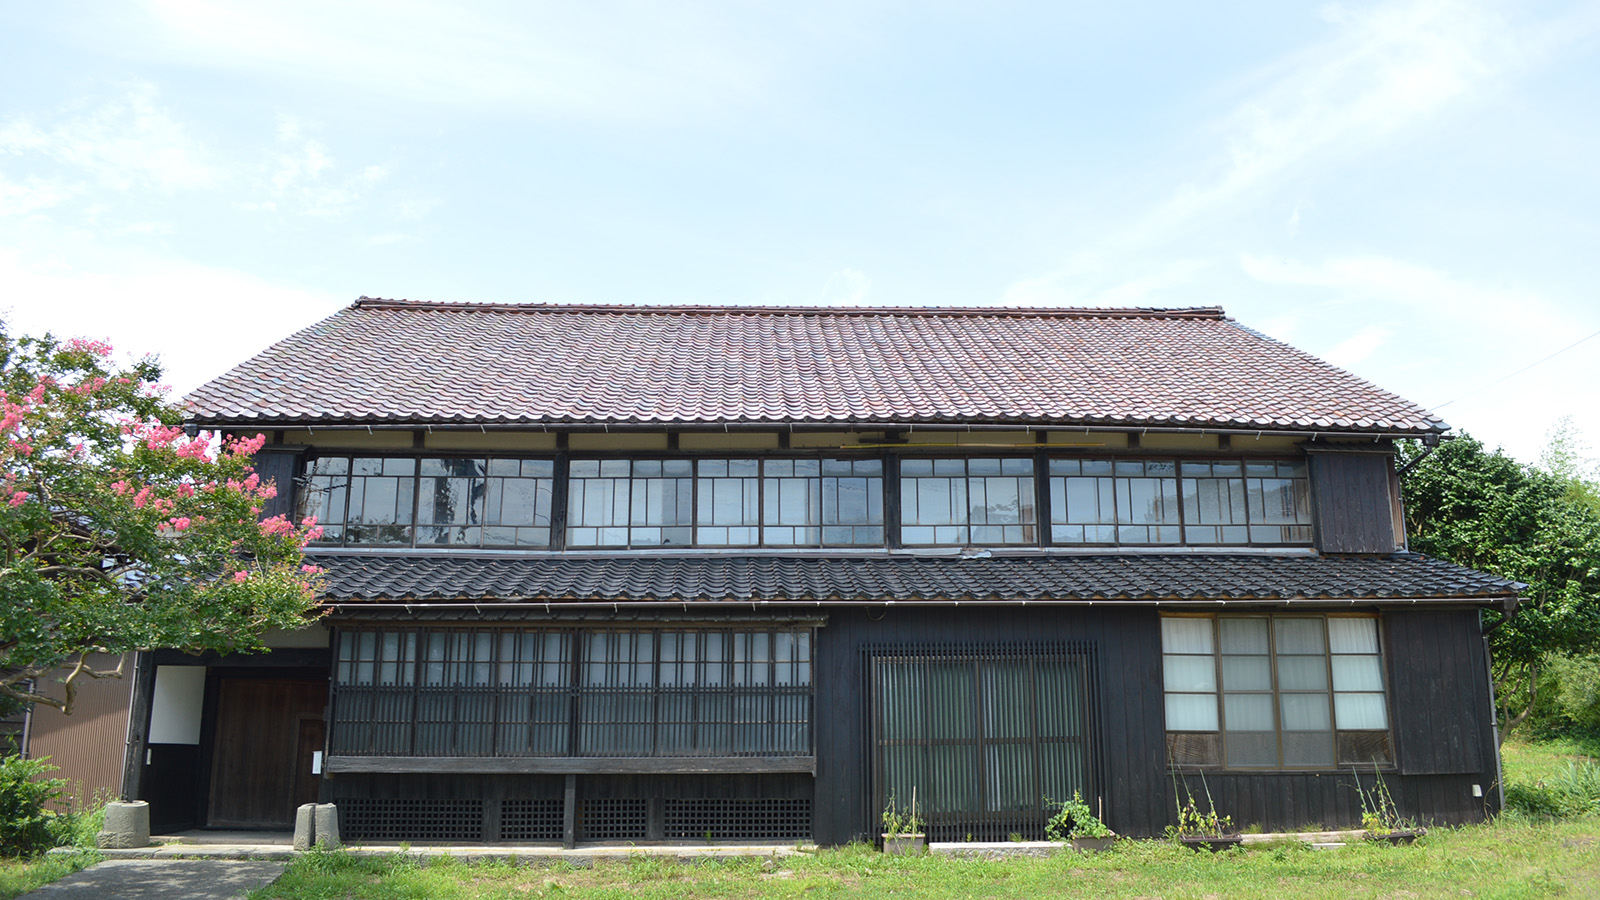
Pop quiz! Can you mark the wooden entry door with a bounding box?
[208,678,328,828]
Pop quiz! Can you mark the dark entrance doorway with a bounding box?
[869,646,1095,842]
[207,678,327,828]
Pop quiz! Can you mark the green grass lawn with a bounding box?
[251,821,1600,900]
[1503,732,1600,784]
[0,851,97,900]
[6,737,1592,900]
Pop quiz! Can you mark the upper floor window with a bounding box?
[567,458,885,549]
[300,451,1311,550]
[301,456,554,548]
[1181,460,1311,544]
[1049,458,1310,546]
[900,457,1037,545]
[1049,459,1180,544]
[567,459,695,547]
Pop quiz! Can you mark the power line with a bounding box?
[1430,326,1600,412]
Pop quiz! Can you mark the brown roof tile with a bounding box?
[184,299,1447,434]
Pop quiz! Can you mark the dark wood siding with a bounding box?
[252,447,300,521]
[1174,771,1490,831]
[813,605,1498,843]
[1387,610,1494,777]
[309,604,1501,844]
[812,606,1170,844]
[1309,452,1398,553]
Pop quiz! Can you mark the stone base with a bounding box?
[97,801,151,849]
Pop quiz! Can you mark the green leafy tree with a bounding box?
[1401,434,1600,736]
[1,328,323,713]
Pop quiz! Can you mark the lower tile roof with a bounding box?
[310,552,1520,605]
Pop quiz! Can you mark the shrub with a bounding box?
[0,756,67,857]
[1505,758,1600,819]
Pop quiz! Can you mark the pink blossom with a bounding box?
[176,483,196,498]
[169,516,192,531]
[232,571,249,583]
[258,515,296,537]
[226,433,268,457]
[66,337,113,357]
[132,487,152,508]
[111,481,130,495]
[300,564,323,574]
[7,492,27,508]
[300,515,319,528]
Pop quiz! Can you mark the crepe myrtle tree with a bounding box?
[0,328,323,713]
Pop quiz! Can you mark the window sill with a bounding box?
[1165,765,1398,776]
[324,755,816,776]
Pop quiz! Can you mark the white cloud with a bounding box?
[1322,324,1395,368]
[0,174,80,216]
[0,83,221,193]
[817,268,870,305]
[243,116,391,219]
[122,0,802,121]
[1004,0,1581,305]
[0,246,344,394]
[1236,250,1600,463]
[1238,252,1569,334]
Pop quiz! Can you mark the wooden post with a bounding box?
[120,652,156,802]
[563,773,577,849]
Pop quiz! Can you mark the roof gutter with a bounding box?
[320,595,1512,612]
[193,419,1445,442]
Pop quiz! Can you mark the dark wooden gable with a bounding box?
[1308,449,1400,554]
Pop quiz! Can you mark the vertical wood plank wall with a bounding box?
[1309,452,1399,553]
[813,605,1498,843]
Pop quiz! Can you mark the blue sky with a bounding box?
[2,0,1597,466]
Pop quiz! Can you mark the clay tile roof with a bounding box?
[185,299,1447,435]
[310,552,1520,605]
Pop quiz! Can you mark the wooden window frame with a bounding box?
[1160,612,1394,772]
[326,625,816,773]
[300,453,557,550]
[1046,456,1313,549]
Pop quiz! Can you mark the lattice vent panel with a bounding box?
[499,799,565,842]
[340,799,484,842]
[664,798,812,841]
[577,799,649,841]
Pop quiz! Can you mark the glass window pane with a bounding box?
[1334,693,1389,729]
[1276,656,1329,691]
[1166,694,1219,731]
[1275,618,1325,655]
[1281,732,1334,768]
[1329,618,1380,654]
[1161,618,1214,654]
[1332,656,1384,692]
[1163,655,1217,691]
[1223,694,1275,731]
[1221,656,1271,691]
[1279,694,1332,731]
[1220,618,1269,654]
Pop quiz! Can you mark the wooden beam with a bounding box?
[120,652,156,802]
[324,755,817,775]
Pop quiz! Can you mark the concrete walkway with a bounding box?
[18,859,285,900]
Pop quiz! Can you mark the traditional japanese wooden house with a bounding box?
[118,299,1518,844]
